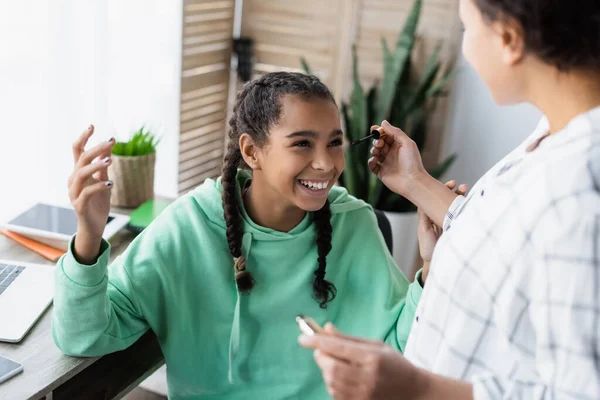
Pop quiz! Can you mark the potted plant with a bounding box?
[108,126,160,208]
[302,0,457,273]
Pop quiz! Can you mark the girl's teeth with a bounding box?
[300,180,328,190]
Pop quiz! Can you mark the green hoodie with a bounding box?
[52,171,422,399]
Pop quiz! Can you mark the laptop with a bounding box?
[0,259,54,343]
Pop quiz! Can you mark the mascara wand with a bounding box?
[351,125,384,146]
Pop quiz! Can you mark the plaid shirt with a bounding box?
[405,107,600,399]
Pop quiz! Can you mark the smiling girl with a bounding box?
[51,72,463,399]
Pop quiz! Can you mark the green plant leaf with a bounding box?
[381,191,417,213]
[300,57,312,75]
[426,67,455,98]
[375,0,422,123]
[428,154,457,180]
[340,103,358,197]
[349,45,367,140]
[110,126,159,157]
[410,108,427,151]
[403,43,442,115]
[388,55,412,128]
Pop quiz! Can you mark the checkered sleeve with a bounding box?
[472,213,600,399]
[442,195,466,232]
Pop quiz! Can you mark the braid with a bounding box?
[313,200,336,308]
[222,85,255,293]
[221,71,337,300]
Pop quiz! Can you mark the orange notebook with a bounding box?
[0,230,65,262]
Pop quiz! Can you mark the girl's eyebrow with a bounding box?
[286,129,344,139]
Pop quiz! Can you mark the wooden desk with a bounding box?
[0,205,165,400]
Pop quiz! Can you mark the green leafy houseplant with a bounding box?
[111,126,160,157]
[108,126,160,207]
[302,0,456,212]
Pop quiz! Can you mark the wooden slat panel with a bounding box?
[184,11,234,23]
[180,121,225,143]
[180,130,224,153]
[181,91,227,112]
[241,0,348,91]
[181,102,225,123]
[181,70,229,92]
[181,83,228,101]
[179,139,225,169]
[183,31,231,47]
[184,21,233,36]
[179,1,233,195]
[180,156,223,181]
[184,1,235,12]
[180,110,226,134]
[178,166,222,193]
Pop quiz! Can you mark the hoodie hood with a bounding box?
[189,169,370,383]
[192,169,370,232]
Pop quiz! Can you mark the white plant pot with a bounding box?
[383,211,420,278]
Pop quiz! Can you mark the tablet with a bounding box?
[0,203,130,251]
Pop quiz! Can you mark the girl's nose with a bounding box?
[312,150,334,171]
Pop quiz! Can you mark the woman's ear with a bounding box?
[498,18,526,66]
[239,133,261,170]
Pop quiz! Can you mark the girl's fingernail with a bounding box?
[107,137,115,143]
[373,139,379,146]
[103,157,110,163]
[105,181,113,187]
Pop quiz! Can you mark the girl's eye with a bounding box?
[293,140,311,148]
[329,138,343,147]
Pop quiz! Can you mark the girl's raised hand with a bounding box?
[68,125,115,263]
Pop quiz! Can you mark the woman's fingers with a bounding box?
[69,157,112,199]
[314,351,361,400]
[323,322,342,335]
[74,180,113,207]
[314,350,360,388]
[373,138,385,149]
[72,125,95,163]
[368,156,380,174]
[445,180,468,195]
[371,141,390,157]
[381,120,411,145]
[417,207,434,229]
[75,138,115,170]
[445,180,457,190]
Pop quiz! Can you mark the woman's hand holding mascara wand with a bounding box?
[367,121,463,229]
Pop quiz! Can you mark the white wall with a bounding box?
[0,1,50,221]
[0,0,182,222]
[441,55,542,186]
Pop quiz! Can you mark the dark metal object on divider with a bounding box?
[233,37,254,82]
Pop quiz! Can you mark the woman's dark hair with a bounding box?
[221,71,338,308]
[475,0,600,71]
